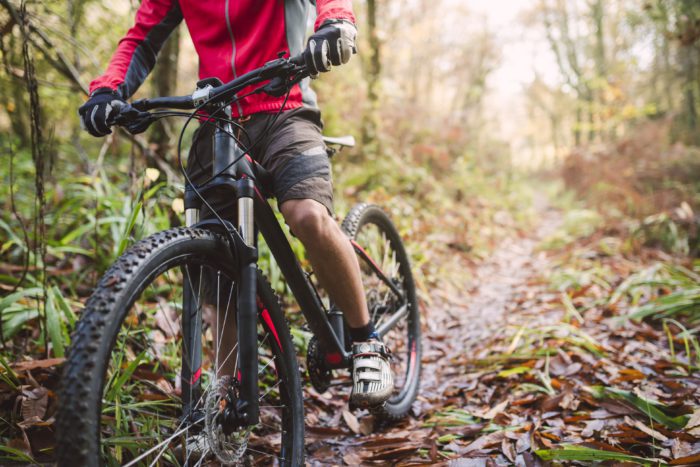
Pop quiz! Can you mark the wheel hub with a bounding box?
[204,376,251,464]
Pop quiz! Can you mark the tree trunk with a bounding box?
[681,44,698,143]
[591,0,605,141]
[361,0,381,157]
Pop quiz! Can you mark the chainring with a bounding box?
[306,336,332,393]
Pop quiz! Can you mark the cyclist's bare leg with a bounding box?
[280,199,370,328]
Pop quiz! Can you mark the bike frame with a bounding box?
[127,57,408,429]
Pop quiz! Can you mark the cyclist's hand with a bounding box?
[304,19,357,75]
[78,88,126,137]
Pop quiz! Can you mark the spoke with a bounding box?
[258,355,274,375]
[245,446,289,463]
[215,272,237,378]
[122,423,192,467]
[216,342,239,377]
[146,437,172,467]
[259,380,282,402]
[257,332,270,355]
[193,454,207,467]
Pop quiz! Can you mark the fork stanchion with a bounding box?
[184,184,201,227]
[235,177,259,427]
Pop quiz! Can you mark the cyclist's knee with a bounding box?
[281,199,334,242]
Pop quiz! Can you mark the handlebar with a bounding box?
[128,53,308,114]
[109,53,308,134]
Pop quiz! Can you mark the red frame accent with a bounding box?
[261,308,283,351]
[190,367,202,385]
[325,352,342,365]
[409,340,417,375]
[350,239,383,272]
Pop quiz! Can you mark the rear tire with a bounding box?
[56,227,304,466]
[342,204,422,421]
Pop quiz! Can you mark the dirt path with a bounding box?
[304,201,563,465]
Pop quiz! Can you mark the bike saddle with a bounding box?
[322,135,355,148]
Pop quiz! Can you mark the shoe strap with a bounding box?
[352,341,388,357]
[354,357,383,370]
[355,370,382,381]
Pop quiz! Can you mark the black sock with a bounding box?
[349,322,377,342]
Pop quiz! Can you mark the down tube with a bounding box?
[254,193,346,357]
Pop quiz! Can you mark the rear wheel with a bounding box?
[56,227,304,466]
[342,204,422,421]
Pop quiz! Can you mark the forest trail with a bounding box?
[420,197,561,401]
[304,198,565,465]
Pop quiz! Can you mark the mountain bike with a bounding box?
[55,54,421,466]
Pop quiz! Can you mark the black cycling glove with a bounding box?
[78,88,126,137]
[304,19,357,76]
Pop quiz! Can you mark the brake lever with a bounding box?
[109,103,156,135]
[260,59,309,97]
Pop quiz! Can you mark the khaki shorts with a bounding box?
[187,107,333,218]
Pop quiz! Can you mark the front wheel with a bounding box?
[55,227,304,466]
[342,204,422,421]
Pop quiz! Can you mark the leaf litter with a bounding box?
[303,205,700,465]
[0,203,698,464]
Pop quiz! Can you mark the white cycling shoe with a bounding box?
[350,340,394,408]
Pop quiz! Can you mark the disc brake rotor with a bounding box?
[204,377,251,464]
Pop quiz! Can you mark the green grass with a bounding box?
[536,444,663,465]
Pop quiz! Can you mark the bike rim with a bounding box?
[354,222,419,404]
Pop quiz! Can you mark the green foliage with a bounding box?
[540,209,604,250]
[587,385,689,430]
[631,210,699,255]
[612,261,700,325]
[536,444,660,464]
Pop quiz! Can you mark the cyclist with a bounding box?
[78,0,393,408]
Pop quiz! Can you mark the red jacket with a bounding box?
[89,0,354,117]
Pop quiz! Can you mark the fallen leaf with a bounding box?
[342,451,363,465]
[502,437,516,463]
[155,297,180,338]
[360,436,411,448]
[342,410,360,434]
[363,445,420,461]
[19,386,48,422]
[581,419,605,438]
[462,431,506,454]
[359,415,374,435]
[671,439,691,460]
[11,358,65,372]
[670,453,700,465]
[476,399,508,420]
[626,417,669,442]
[305,425,350,437]
[685,408,700,436]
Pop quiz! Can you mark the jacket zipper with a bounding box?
[225,0,244,117]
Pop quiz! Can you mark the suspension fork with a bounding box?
[180,120,260,426]
[214,121,259,426]
[182,186,203,418]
